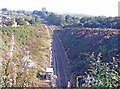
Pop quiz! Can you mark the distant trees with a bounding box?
[1,9,119,29]
[15,18,27,26]
[15,17,36,26]
[25,17,36,24]
[33,10,48,19]
[67,16,120,29]
[80,16,120,29]
[5,20,15,26]
[32,10,120,29]
[46,13,57,25]
[34,16,41,23]
[15,16,41,26]
[65,15,73,24]
[41,7,47,12]
[47,13,65,26]
[1,8,8,12]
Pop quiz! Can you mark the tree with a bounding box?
[15,18,27,26]
[35,16,41,23]
[42,7,46,12]
[46,12,65,25]
[25,18,35,25]
[1,8,8,12]
[65,15,73,24]
[5,20,14,26]
[56,15,65,26]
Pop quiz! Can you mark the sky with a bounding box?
[0,0,119,17]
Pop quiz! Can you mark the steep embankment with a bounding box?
[57,28,120,82]
[1,24,51,87]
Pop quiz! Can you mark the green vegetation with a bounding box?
[1,24,51,87]
[33,10,120,29]
[15,18,28,26]
[56,28,120,87]
[77,53,120,88]
[1,8,120,87]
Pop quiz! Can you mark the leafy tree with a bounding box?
[15,18,27,26]
[65,15,74,24]
[56,15,65,26]
[46,12,65,26]
[34,16,41,23]
[1,8,8,12]
[5,20,14,26]
[82,53,119,87]
[25,18,35,25]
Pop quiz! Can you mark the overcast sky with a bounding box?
[0,0,119,17]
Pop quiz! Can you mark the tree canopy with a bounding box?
[32,10,120,29]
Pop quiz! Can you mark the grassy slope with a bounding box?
[1,24,51,87]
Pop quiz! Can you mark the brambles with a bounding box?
[77,53,120,88]
[56,28,120,87]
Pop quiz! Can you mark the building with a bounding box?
[45,68,53,80]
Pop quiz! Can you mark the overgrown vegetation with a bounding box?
[77,53,120,88]
[1,8,120,87]
[56,28,120,87]
[33,10,120,29]
[1,24,51,87]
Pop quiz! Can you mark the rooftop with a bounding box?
[46,68,53,73]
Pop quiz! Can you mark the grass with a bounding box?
[1,24,51,87]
